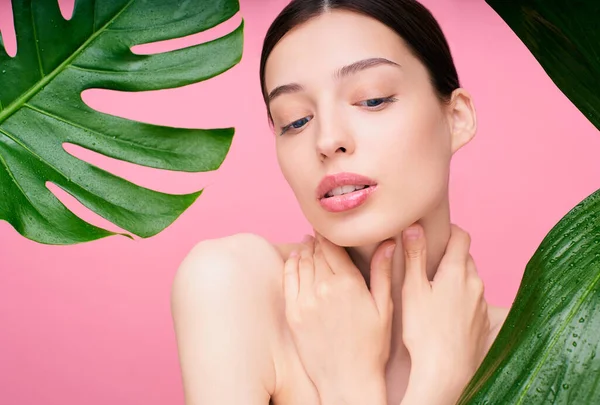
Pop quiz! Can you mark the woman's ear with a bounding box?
[446,88,477,154]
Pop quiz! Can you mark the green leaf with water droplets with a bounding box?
[0,0,243,244]
[459,189,600,404]
[458,1,600,403]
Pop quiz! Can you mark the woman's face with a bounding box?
[264,10,475,246]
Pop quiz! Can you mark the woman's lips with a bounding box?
[319,185,378,212]
[316,172,378,213]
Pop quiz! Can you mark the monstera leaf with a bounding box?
[0,0,243,245]
[458,1,600,403]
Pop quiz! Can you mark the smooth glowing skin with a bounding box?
[171,9,510,405]
[269,10,458,249]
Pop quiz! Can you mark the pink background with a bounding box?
[1,0,599,404]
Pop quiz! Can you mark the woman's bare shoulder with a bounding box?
[173,233,289,297]
[171,232,300,340]
[170,233,291,401]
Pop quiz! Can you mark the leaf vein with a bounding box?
[69,58,197,75]
[69,64,135,74]
[515,268,600,404]
[0,125,135,217]
[0,128,54,223]
[30,4,45,78]
[92,0,97,33]
[104,14,215,33]
[0,0,136,125]
[586,359,600,403]
[0,125,73,183]
[24,103,185,156]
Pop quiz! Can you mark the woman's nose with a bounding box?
[315,122,355,161]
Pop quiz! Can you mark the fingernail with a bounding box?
[289,250,298,258]
[404,226,421,240]
[385,243,396,258]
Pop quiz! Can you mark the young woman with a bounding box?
[171,0,511,404]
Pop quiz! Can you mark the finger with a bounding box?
[316,232,360,278]
[313,234,334,282]
[466,254,478,276]
[298,235,315,293]
[438,224,471,273]
[402,223,429,291]
[283,251,300,303]
[466,254,485,297]
[369,240,396,316]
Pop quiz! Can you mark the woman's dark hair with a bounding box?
[259,0,460,123]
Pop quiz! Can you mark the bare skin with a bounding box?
[171,233,509,405]
[274,240,509,405]
[171,8,511,405]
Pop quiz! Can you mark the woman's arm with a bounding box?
[171,234,278,405]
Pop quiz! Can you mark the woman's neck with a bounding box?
[344,198,452,366]
[345,199,451,283]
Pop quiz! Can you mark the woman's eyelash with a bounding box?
[357,96,398,108]
[279,96,397,135]
[280,116,313,136]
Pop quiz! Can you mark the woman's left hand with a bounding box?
[283,233,396,405]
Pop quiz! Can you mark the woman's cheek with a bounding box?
[279,152,314,204]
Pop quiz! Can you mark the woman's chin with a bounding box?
[317,221,401,248]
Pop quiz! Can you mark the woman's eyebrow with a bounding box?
[268,83,304,103]
[267,57,401,103]
[334,57,401,80]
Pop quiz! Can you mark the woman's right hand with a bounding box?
[400,223,490,404]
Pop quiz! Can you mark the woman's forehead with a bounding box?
[264,10,412,92]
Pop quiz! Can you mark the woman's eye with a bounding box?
[280,116,312,135]
[357,96,397,108]
[291,117,309,128]
[365,99,385,107]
